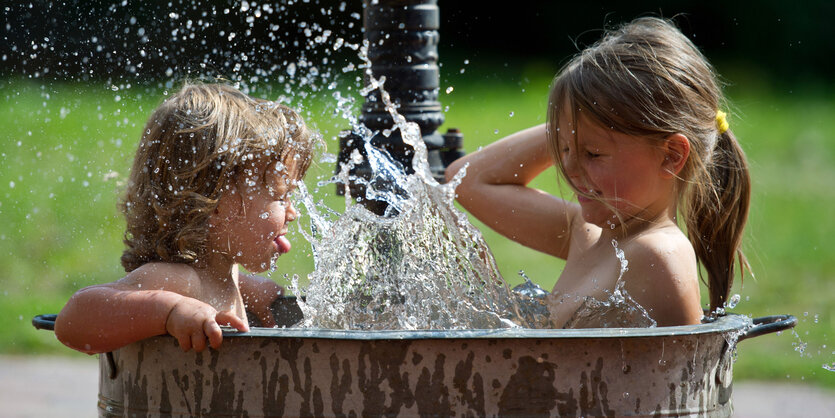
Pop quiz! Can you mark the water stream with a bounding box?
[292,72,531,329]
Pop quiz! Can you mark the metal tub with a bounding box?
[35,302,794,417]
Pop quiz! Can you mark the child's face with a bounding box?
[218,159,300,273]
[557,114,670,228]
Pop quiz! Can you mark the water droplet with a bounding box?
[445,86,454,94]
[725,294,740,309]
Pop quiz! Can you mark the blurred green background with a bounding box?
[1,1,833,389]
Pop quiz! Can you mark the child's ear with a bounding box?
[661,133,690,178]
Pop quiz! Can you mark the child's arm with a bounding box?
[54,264,249,354]
[445,124,579,259]
[239,274,284,327]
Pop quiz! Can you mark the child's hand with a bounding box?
[164,298,249,352]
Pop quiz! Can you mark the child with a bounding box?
[446,17,750,328]
[55,82,314,353]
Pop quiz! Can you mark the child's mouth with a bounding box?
[275,235,292,254]
[576,189,600,203]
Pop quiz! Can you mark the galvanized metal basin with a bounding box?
[34,303,794,417]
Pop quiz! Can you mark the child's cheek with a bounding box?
[585,166,607,189]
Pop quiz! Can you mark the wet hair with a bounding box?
[120,82,314,272]
[546,17,751,312]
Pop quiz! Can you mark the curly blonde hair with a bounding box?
[120,82,314,272]
[547,17,751,311]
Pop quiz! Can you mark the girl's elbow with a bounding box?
[55,318,117,355]
[444,159,464,183]
[54,298,79,343]
[54,289,110,354]
[54,318,97,355]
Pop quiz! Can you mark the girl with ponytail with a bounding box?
[447,17,750,327]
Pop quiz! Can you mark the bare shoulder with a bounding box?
[624,227,697,272]
[117,262,202,297]
[621,228,702,326]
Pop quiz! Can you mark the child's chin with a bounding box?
[583,215,620,230]
[241,259,272,274]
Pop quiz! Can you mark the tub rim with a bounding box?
[32,312,795,342]
[224,313,757,340]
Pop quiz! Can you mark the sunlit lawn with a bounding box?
[1,68,833,388]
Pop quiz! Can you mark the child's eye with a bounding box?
[268,185,291,200]
[586,150,601,158]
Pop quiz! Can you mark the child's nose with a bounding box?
[561,151,580,179]
[286,202,297,222]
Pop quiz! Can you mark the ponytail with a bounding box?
[685,129,751,312]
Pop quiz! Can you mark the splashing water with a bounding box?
[292,65,658,329]
[511,271,551,328]
[293,74,529,330]
[560,239,657,329]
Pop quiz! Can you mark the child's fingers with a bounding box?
[176,334,192,352]
[216,310,250,332]
[204,320,223,349]
[191,330,207,352]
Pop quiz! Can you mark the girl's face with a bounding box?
[214,159,300,273]
[557,114,671,228]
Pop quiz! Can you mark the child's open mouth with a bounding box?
[274,235,292,254]
[576,188,600,203]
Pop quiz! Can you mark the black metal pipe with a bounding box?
[337,0,463,215]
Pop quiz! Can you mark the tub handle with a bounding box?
[739,314,797,342]
[32,313,57,331]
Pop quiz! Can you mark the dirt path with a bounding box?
[0,355,832,417]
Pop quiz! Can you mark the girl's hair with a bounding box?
[546,17,751,312]
[120,82,314,272]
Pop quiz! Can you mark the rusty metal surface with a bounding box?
[97,315,752,417]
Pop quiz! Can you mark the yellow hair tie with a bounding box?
[716,110,729,134]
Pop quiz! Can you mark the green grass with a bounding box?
[1,71,833,388]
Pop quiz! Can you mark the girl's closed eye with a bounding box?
[585,149,603,158]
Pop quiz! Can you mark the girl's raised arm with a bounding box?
[445,124,578,259]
